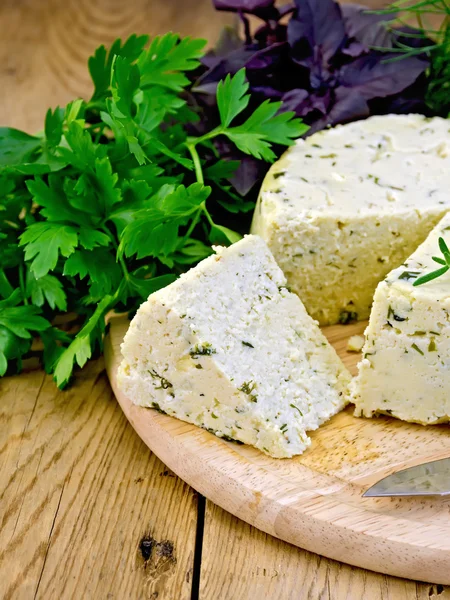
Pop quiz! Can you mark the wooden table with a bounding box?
[1,1,448,598]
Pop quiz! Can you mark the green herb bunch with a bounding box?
[382,0,450,114]
[0,34,307,387]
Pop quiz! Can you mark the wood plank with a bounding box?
[200,503,450,600]
[0,360,199,599]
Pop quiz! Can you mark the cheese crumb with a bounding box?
[347,335,365,353]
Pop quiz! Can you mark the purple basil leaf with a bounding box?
[202,26,243,69]
[194,46,256,94]
[342,4,394,49]
[254,23,288,45]
[213,0,279,20]
[250,86,284,100]
[245,42,287,71]
[369,74,429,115]
[213,0,273,11]
[308,87,369,134]
[339,52,427,101]
[280,88,309,113]
[230,154,268,195]
[288,0,346,64]
[281,89,331,117]
[342,40,365,58]
[245,43,310,100]
[328,87,370,123]
[213,135,267,195]
[278,3,295,18]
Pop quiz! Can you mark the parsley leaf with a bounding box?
[63,248,122,299]
[214,69,308,161]
[0,128,42,168]
[216,69,250,128]
[223,99,308,161]
[119,183,211,260]
[0,290,50,338]
[89,34,149,100]
[138,34,207,91]
[53,295,112,388]
[0,326,30,376]
[20,222,79,278]
[26,272,67,311]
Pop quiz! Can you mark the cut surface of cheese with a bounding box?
[251,114,450,325]
[118,235,350,457]
[352,212,450,424]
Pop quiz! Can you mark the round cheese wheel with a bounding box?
[251,114,450,325]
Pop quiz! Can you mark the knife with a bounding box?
[363,457,450,497]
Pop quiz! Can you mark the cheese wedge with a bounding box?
[251,114,450,325]
[118,235,350,457]
[353,212,450,424]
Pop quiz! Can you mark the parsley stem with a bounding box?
[183,208,203,241]
[186,143,204,185]
[101,224,130,283]
[185,127,223,184]
[118,254,130,283]
[202,205,215,227]
[189,127,223,147]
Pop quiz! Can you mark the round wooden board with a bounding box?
[105,316,450,584]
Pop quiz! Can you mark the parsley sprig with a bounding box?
[413,237,450,286]
[0,34,307,387]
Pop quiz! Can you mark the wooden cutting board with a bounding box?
[104,316,450,584]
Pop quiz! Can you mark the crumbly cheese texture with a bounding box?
[352,212,450,425]
[347,335,365,353]
[251,114,450,325]
[118,235,350,458]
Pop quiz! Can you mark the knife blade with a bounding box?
[363,457,450,497]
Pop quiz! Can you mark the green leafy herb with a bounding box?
[0,35,306,387]
[413,237,450,286]
[380,0,450,113]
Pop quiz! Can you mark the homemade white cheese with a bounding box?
[118,235,350,457]
[353,212,450,424]
[251,114,450,325]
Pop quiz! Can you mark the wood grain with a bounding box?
[200,503,450,600]
[0,359,199,599]
[106,315,450,586]
[0,0,231,132]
